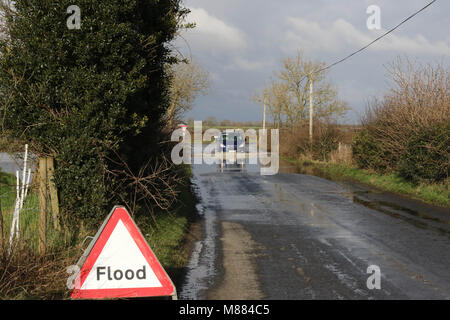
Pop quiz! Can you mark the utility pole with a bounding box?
[309,73,313,146]
[263,89,267,130]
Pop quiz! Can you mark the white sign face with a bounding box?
[80,220,162,290]
[71,207,175,299]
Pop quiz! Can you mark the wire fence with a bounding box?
[0,151,61,253]
[0,189,40,250]
[330,142,353,165]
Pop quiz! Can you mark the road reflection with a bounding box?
[217,158,245,173]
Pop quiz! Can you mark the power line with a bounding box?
[304,0,438,145]
[310,0,438,76]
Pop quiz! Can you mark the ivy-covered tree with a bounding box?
[0,1,188,227]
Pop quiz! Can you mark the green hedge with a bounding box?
[0,1,187,228]
[398,123,449,183]
[352,124,449,183]
[351,129,393,172]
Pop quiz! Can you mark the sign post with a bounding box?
[178,123,188,138]
[71,206,177,299]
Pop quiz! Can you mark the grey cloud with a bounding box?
[181,0,449,123]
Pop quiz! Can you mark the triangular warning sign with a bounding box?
[71,206,175,299]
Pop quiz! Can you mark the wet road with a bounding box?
[179,160,450,300]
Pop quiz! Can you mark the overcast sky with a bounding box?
[173,0,450,124]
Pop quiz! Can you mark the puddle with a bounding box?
[178,173,220,300]
[279,159,450,237]
[352,196,450,237]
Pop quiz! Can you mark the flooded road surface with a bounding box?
[179,159,450,299]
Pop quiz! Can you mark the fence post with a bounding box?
[46,157,60,231]
[38,157,47,254]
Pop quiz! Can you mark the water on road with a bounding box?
[179,159,450,299]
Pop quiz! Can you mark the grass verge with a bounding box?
[0,170,64,252]
[282,156,449,208]
[138,164,200,289]
[0,171,83,299]
[0,164,199,299]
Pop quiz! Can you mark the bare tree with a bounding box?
[254,51,348,128]
[253,81,291,128]
[166,58,210,127]
[360,56,450,169]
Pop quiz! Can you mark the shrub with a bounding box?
[352,129,393,172]
[279,126,309,158]
[398,123,449,183]
[312,123,341,161]
[354,58,449,178]
[280,122,343,161]
[0,242,78,299]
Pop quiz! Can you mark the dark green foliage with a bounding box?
[0,1,187,227]
[353,124,449,183]
[398,123,449,183]
[352,129,393,172]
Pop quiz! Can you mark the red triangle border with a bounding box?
[71,207,175,299]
